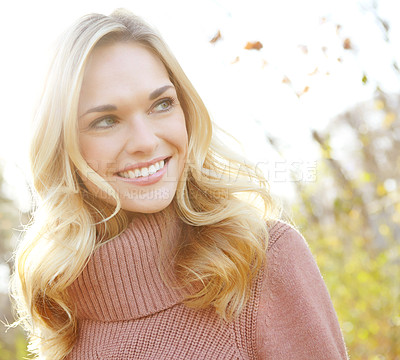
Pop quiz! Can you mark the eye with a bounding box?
[90,116,118,129]
[151,97,176,113]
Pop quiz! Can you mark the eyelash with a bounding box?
[90,116,118,130]
[89,96,178,130]
[151,96,177,113]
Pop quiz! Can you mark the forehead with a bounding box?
[80,42,171,96]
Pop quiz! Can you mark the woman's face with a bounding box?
[78,42,188,215]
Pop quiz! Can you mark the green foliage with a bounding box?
[0,340,13,360]
[0,164,29,359]
[15,332,29,360]
[0,331,29,360]
[293,193,400,359]
[290,96,400,359]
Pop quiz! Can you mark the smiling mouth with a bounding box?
[117,157,170,179]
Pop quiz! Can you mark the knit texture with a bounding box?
[66,213,348,359]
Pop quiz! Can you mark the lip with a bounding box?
[115,157,171,186]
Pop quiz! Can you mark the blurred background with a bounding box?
[0,0,399,359]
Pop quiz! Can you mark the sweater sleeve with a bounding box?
[256,224,348,359]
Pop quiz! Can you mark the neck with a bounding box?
[68,203,189,321]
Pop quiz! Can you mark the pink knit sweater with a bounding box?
[66,212,348,359]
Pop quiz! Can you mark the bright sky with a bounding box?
[0,0,399,211]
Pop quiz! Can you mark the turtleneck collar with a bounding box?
[68,209,189,321]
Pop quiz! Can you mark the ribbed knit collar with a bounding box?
[68,209,189,322]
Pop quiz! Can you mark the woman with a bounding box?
[12,9,348,360]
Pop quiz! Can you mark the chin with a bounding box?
[121,190,176,215]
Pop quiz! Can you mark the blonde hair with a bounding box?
[11,9,281,359]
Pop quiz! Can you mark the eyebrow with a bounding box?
[80,85,175,118]
[80,104,117,118]
[149,85,174,100]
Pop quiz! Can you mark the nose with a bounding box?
[124,115,158,155]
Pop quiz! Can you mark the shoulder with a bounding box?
[263,220,317,281]
[262,220,328,313]
[266,219,306,252]
[264,220,320,281]
[253,220,348,359]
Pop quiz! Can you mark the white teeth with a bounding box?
[118,159,167,179]
[141,167,149,177]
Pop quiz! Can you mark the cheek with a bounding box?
[171,113,188,153]
[173,116,189,176]
[159,110,188,155]
[79,135,120,175]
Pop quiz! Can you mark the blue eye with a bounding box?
[91,116,117,129]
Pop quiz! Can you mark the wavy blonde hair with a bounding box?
[11,9,281,359]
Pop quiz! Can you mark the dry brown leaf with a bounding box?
[343,38,352,50]
[261,59,268,68]
[231,56,240,64]
[210,30,222,44]
[296,86,310,97]
[244,41,263,50]
[298,45,308,54]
